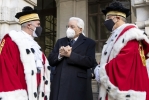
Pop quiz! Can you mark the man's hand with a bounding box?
[59,46,65,57]
[59,46,72,57]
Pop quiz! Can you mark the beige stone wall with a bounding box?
[0,0,37,40]
[55,0,88,39]
[131,0,149,35]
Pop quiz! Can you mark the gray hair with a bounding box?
[69,17,84,33]
[21,21,32,28]
[119,16,127,23]
[121,17,127,23]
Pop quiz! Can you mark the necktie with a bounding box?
[70,40,75,46]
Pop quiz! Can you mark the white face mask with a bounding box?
[66,28,75,39]
[32,28,38,37]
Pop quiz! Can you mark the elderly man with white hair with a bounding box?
[48,17,96,100]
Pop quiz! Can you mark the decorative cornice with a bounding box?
[24,0,37,6]
[135,21,145,29]
[145,20,149,27]
[55,0,85,7]
[0,21,20,25]
[135,19,149,29]
[0,7,21,24]
[132,0,149,7]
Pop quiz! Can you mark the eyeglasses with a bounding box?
[66,25,76,29]
[105,15,116,20]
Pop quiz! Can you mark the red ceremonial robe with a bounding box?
[0,34,28,100]
[0,30,50,100]
[98,24,149,100]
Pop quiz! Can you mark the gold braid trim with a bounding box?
[139,41,146,66]
[0,39,5,54]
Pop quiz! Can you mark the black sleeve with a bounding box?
[48,39,61,66]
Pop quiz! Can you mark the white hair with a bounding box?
[69,17,85,34]
[21,21,33,28]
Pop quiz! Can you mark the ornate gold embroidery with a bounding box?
[0,39,5,54]
[139,41,146,66]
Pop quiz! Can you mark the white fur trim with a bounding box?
[98,25,148,100]
[146,59,149,77]
[109,27,149,61]
[0,89,28,100]
[8,30,51,100]
[98,64,146,100]
[9,30,37,100]
[100,24,135,65]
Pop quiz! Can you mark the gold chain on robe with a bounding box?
[0,39,5,54]
[139,41,146,66]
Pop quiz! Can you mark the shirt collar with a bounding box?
[112,23,125,33]
[21,30,33,40]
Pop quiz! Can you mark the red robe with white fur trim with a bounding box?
[97,24,149,100]
[0,30,50,100]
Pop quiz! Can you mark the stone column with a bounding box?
[55,0,88,39]
[0,0,37,40]
[131,0,149,35]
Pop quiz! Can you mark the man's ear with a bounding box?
[27,23,31,29]
[80,28,83,33]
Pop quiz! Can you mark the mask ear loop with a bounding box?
[112,16,119,24]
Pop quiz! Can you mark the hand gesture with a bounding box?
[59,45,72,57]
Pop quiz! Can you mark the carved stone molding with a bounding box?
[135,21,145,29]
[145,19,149,27]
[0,7,21,24]
[132,0,149,7]
[135,20,149,36]
[24,0,37,6]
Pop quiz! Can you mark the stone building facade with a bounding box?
[0,0,149,99]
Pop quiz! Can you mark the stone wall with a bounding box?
[131,0,149,35]
[0,0,37,40]
[55,0,88,39]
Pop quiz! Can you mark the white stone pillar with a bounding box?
[55,0,88,39]
[131,0,149,35]
[0,0,37,40]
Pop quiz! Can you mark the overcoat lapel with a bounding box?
[72,34,86,50]
[62,37,70,47]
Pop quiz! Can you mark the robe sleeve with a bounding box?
[0,35,28,100]
[103,40,149,99]
[105,40,149,90]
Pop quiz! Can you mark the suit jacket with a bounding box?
[48,34,96,100]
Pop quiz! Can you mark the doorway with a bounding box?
[35,0,57,57]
